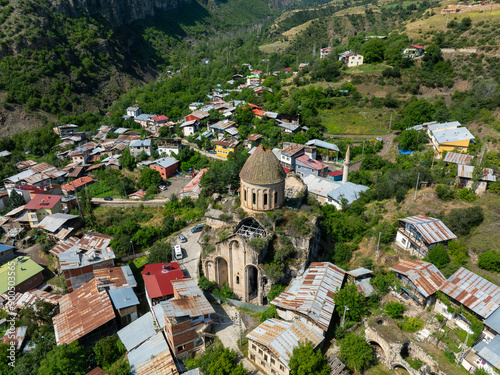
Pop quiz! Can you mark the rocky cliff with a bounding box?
[52,0,194,27]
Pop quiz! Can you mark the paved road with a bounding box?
[181,140,227,161]
[173,223,204,279]
[92,198,169,207]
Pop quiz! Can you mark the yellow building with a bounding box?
[430,127,475,158]
[24,194,63,228]
[214,139,240,158]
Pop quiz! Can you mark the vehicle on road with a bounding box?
[159,185,167,190]
[179,234,187,243]
[209,150,216,154]
[104,196,113,201]
[165,180,171,186]
[191,224,204,233]
[174,245,183,260]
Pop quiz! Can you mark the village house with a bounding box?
[133,113,157,128]
[305,139,339,162]
[244,134,263,149]
[402,44,425,58]
[37,213,80,240]
[149,115,169,127]
[54,124,79,139]
[60,176,95,195]
[247,318,324,375]
[326,182,369,210]
[127,331,178,375]
[161,278,215,357]
[142,262,185,310]
[53,278,117,346]
[150,157,179,180]
[395,215,457,258]
[320,47,333,58]
[272,262,346,332]
[457,165,496,188]
[129,139,153,157]
[0,289,62,312]
[462,335,500,375]
[157,138,185,157]
[0,244,15,264]
[0,256,44,294]
[390,259,447,307]
[180,168,209,199]
[24,194,63,228]
[338,51,364,67]
[430,126,475,158]
[295,154,329,178]
[215,139,240,158]
[302,175,341,205]
[443,151,474,165]
[51,233,116,292]
[210,120,238,138]
[280,143,316,171]
[126,106,142,117]
[346,268,376,297]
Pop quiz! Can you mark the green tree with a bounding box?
[93,334,125,370]
[334,283,368,323]
[435,185,455,201]
[395,99,435,130]
[186,345,247,375]
[448,240,468,265]
[361,38,386,63]
[427,244,450,268]
[38,341,88,375]
[5,190,25,211]
[339,333,373,373]
[397,129,427,151]
[119,147,136,171]
[385,302,406,319]
[260,305,279,323]
[422,43,443,66]
[446,206,484,236]
[138,168,161,190]
[148,241,173,264]
[478,250,500,272]
[289,341,330,375]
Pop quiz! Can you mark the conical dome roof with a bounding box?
[240,145,286,185]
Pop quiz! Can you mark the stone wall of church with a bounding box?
[241,180,285,212]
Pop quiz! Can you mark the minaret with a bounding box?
[342,146,350,184]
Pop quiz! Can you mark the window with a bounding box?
[402,238,406,245]
[177,345,186,352]
[236,276,240,284]
[252,345,256,350]
[274,191,278,203]
[264,355,268,361]
[244,190,247,201]
[280,365,284,371]
[263,193,268,206]
[259,349,263,355]
[253,193,256,205]
[271,358,275,364]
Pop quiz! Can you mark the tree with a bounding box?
[93,334,125,370]
[448,240,468,265]
[5,190,25,211]
[138,168,161,190]
[435,185,455,201]
[38,341,89,375]
[397,129,427,151]
[478,250,500,272]
[361,38,386,63]
[289,341,330,375]
[385,302,406,319]
[334,283,368,323]
[339,333,374,373]
[395,99,435,130]
[423,43,443,66]
[119,147,136,171]
[148,241,173,264]
[260,305,279,323]
[446,206,484,236]
[427,244,450,268]
[186,345,247,375]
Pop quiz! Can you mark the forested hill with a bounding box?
[0,0,310,137]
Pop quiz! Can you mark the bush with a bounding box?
[478,250,500,272]
[457,188,477,202]
[199,276,217,292]
[399,317,424,332]
[446,206,484,236]
[426,244,450,269]
[267,284,286,302]
[385,302,406,319]
[259,305,279,323]
[213,282,234,303]
[435,184,455,201]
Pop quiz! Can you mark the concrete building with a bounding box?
[215,139,240,159]
[430,126,475,158]
[161,278,215,357]
[240,145,286,213]
[339,51,364,67]
[247,318,324,375]
[180,168,209,198]
[0,256,44,294]
[55,124,79,139]
[180,120,199,136]
[320,47,333,58]
[149,157,179,180]
[142,263,184,310]
[295,154,328,178]
[126,106,142,117]
[24,194,63,228]
[0,244,15,264]
[157,139,185,157]
[389,259,446,307]
[395,215,457,258]
[129,139,153,157]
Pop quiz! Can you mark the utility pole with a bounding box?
[414,173,420,201]
[389,113,393,130]
[341,305,350,328]
[377,231,381,252]
[362,141,365,158]
[121,181,127,197]
[130,240,135,256]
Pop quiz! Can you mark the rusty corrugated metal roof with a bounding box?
[1,289,62,310]
[161,278,215,319]
[94,265,137,289]
[246,318,323,370]
[443,152,474,165]
[53,278,116,345]
[440,267,500,319]
[271,262,345,331]
[49,237,79,256]
[390,260,446,298]
[128,331,178,375]
[399,215,456,244]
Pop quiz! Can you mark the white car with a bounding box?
[174,245,183,260]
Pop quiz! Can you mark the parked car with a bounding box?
[191,224,204,233]
[209,150,216,154]
[165,181,171,186]
[174,245,183,260]
[179,234,187,243]
[104,196,113,201]
[159,185,167,191]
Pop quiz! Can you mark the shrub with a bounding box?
[385,302,406,319]
[446,206,484,236]
[426,244,450,268]
[259,305,279,323]
[267,284,286,302]
[213,282,234,303]
[457,188,477,202]
[199,276,217,292]
[399,317,424,332]
[478,250,500,272]
[435,184,455,201]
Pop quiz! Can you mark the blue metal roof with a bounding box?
[477,335,500,369]
[108,287,139,310]
[327,182,369,205]
[305,139,340,152]
[484,307,500,335]
[117,312,156,351]
[0,244,15,253]
[127,331,174,375]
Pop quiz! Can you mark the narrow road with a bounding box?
[181,140,227,161]
[172,223,204,280]
[91,198,169,207]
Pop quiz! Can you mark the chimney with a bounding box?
[342,146,350,184]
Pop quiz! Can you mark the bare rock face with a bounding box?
[52,0,194,27]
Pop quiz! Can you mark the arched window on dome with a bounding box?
[263,193,268,207]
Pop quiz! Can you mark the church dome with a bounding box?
[239,145,286,185]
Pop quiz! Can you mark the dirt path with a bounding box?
[324,133,397,156]
[212,303,264,375]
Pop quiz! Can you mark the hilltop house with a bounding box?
[157,139,185,157]
[25,194,63,228]
[129,139,153,157]
[215,139,240,158]
[403,44,425,58]
[339,51,364,67]
[430,126,475,158]
[320,47,333,58]
[395,215,457,258]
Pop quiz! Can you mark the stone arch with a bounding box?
[245,265,259,302]
[216,257,229,287]
[229,240,239,252]
[391,363,412,373]
[368,340,389,364]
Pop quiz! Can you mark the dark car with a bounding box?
[209,150,216,154]
[104,196,113,201]
[179,234,187,243]
[165,180,171,186]
[191,224,204,233]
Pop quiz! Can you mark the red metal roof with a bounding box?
[61,177,95,192]
[151,115,169,122]
[283,167,291,173]
[284,68,292,71]
[24,194,62,210]
[142,263,185,299]
[411,44,424,49]
[252,109,265,116]
[328,171,343,177]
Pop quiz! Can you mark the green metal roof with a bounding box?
[0,256,44,293]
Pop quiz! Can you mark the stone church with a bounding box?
[203,146,286,305]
